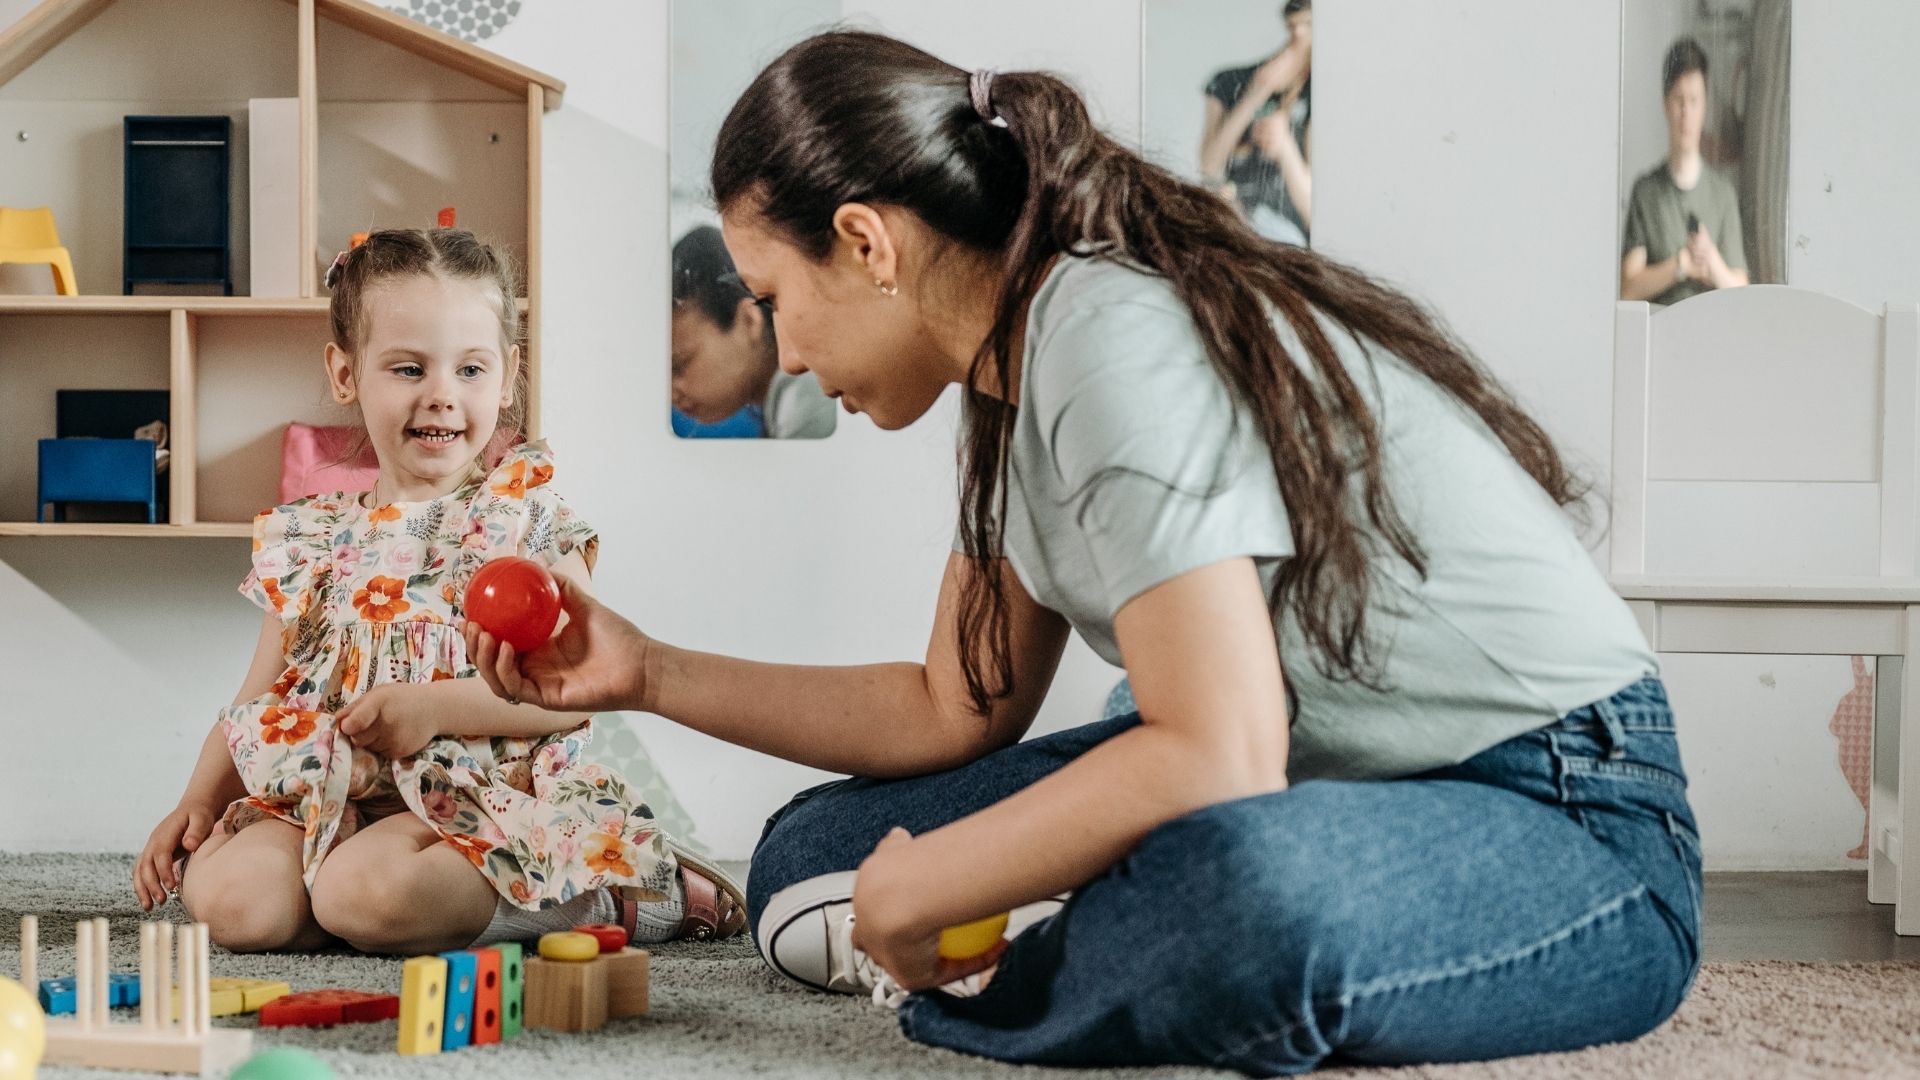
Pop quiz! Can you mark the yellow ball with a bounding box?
[537,931,601,962]
[937,912,1010,961]
[0,1039,38,1080]
[0,977,43,1080]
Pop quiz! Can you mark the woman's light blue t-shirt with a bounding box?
[976,256,1657,781]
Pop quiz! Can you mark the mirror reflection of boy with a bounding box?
[1621,38,1749,305]
[671,226,837,439]
[1197,0,1312,245]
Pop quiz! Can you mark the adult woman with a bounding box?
[470,30,1697,1075]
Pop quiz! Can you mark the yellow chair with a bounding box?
[0,206,79,295]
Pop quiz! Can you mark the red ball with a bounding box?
[464,556,562,654]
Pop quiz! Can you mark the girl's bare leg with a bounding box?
[179,820,334,952]
[309,814,498,954]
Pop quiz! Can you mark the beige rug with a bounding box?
[5,855,1919,1078]
[1325,961,1920,1079]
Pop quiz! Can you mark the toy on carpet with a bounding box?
[257,988,399,1028]
[397,940,529,1054]
[0,973,45,1080]
[230,1046,336,1080]
[16,916,252,1074]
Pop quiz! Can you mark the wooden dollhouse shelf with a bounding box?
[0,296,530,315]
[0,0,557,540]
[0,522,251,538]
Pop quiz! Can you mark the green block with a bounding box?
[497,941,524,1040]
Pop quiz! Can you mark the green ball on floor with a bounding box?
[231,1047,335,1080]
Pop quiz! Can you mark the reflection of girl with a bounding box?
[671,226,836,439]
[1198,0,1312,245]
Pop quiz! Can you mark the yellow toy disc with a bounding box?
[937,912,1010,961]
[538,931,601,962]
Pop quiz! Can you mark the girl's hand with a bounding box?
[337,684,437,758]
[849,828,1009,993]
[134,799,221,911]
[464,576,651,714]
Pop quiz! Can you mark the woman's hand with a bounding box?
[849,828,1008,993]
[133,798,223,911]
[337,684,437,758]
[464,575,651,714]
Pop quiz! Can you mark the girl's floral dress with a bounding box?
[218,441,679,909]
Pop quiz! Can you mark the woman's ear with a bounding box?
[831,202,899,289]
[324,342,357,405]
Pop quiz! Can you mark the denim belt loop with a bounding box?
[1593,697,1630,760]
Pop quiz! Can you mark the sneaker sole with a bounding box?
[757,869,859,992]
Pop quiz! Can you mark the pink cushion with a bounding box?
[280,423,380,503]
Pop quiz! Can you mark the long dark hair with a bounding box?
[713,31,1585,716]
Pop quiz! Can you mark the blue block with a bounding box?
[109,971,141,1008]
[437,950,478,1051]
[39,978,76,1015]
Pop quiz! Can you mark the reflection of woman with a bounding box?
[472,30,1698,1073]
[671,226,836,439]
[1621,39,1749,304]
[1198,0,1312,245]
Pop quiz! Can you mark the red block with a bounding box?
[258,989,401,1028]
[472,948,503,1045]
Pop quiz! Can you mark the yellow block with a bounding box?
[235,980,290,1011]
[170,978,291,1017]
[537,932,599,962]
[172,984,244,1018]
[397,956,449,1056]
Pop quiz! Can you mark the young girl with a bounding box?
[467,31,1699,1076]
[133,228,745,955]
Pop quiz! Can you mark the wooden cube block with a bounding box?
[522,956,606,1033]
[397,955,449,1055]
[603,948,650,1019]
[472,948,503,1045]
[497,941,525,1040]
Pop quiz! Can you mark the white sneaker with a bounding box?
[757,869,1063,1008]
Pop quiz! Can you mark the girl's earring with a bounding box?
[875,280,898,297]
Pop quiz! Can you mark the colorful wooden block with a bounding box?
[39,977,75,1015]
[109,972,141,1008]
[603,948,650,1019]
[574,923,628,953]
[437,951,478,1052]
[522,955,606,1034]
[235,979,290,1011]
[497,942,524,1041]
[397,955,448,1056]
[471,948,503,1046]
[173,981,244,1017]
[257,989,399,1028]
[537,931,599,961]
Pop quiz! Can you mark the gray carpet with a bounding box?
[5,853,1920,1079]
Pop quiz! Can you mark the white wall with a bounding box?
[2,0,1913,870]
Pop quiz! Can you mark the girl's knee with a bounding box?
[181,857,308,954]
[309,859,412,952]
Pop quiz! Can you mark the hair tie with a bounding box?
[325,249,351,290]
[969,69,1009,129]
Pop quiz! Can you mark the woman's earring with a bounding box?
[875,280,898,297]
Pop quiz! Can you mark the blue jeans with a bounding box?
[747,677,1701,1075]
